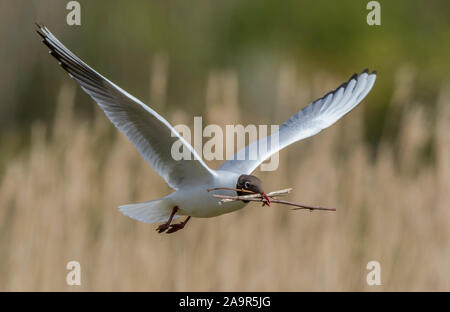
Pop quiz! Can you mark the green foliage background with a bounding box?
[1,0,449,160]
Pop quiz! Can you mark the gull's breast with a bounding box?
[167,170,247,218]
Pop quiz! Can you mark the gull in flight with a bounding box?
[37,24,376,233]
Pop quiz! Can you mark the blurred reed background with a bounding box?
[1,0,450,291]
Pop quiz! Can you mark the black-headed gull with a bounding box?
[37,24,376,233]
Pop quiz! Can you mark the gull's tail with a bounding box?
[119,197,176,224]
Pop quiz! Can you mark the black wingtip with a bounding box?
[35,23,46,38]
[350,73,358,81]
[35,22,45,32]
[362,68,377,75]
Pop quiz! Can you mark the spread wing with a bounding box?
[219,70,376,174]
[37,24,216,189]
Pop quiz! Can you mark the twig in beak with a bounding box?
[260,192,271,206]
[274,199,336,211]
[208,188,292,199]
[211,188,336,212]
[206,187,256,193]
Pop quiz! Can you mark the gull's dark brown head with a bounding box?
[236,174,270,206]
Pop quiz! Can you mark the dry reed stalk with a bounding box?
[1,66,450,291]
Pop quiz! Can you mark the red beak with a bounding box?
[261,192,271,206]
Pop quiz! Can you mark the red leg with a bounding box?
[156,206,179,233]
[166,216,191,234]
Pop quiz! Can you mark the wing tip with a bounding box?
[36,23,74,74]
[362,68,377,76]
[35,22,47,35]
[310,68,378,102]
[363,68,377,76]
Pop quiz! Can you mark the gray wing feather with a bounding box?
[37,24,215,189]
[219,70,376,174]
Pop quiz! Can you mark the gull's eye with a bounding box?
[244,181,250,189]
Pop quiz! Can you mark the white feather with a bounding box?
[37,24,216,190]
[219,70,377,174]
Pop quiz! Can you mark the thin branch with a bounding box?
[207,187,255,193]
[211,188,292,202]
[212,192,336,212]
[271,199,336,212]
